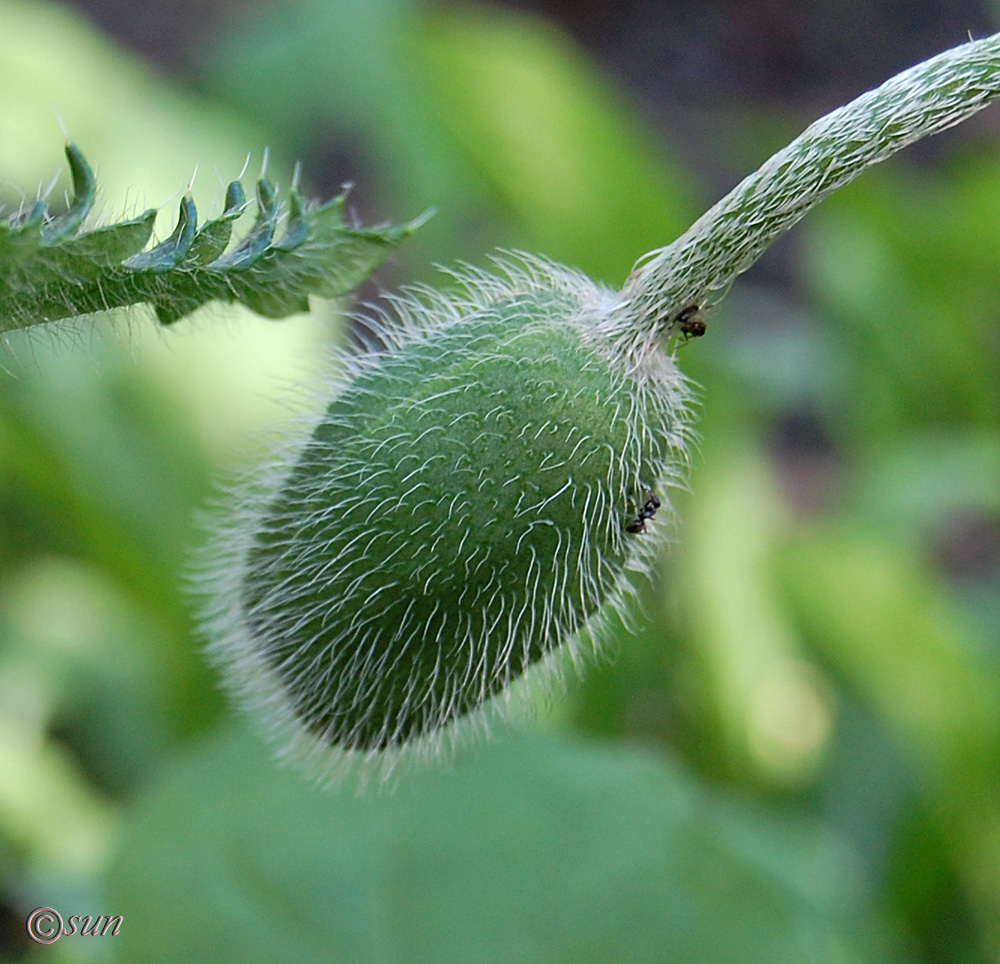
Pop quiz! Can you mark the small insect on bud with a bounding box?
[625,483,662,534]
[676,305,706,341]
[201,256,696,774]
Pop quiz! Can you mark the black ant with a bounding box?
[625,483,661,534]
[675,304,706,340]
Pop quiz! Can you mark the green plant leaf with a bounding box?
[773,525,1000,925]
[106,725,896,964]
[0,144,424,333]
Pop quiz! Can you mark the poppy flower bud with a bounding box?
[203,258,694,767]
[199,31,1000,777]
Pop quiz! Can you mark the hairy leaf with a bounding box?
[0,144,424,332]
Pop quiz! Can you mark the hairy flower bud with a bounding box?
[203,257,694,768]
[198,31,1000,778]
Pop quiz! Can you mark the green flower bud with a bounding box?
[203,257,695,767]
[199,32,1000,777]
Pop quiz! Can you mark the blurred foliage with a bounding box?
[109,724,891,964]
[198,0,698,283]
[1,1,999,963]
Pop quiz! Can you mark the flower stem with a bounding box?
[612,31,1000,361]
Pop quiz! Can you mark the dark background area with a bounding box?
[60,0,1000,154]
[62,0,998,103]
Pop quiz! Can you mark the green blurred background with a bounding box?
[1,0,999,961]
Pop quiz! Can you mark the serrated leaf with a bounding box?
[59,210,158,267]
[123,198,197,272]
[187,180,247,265]
[0,144,423,332]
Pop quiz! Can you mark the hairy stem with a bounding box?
[609,31,1000,361]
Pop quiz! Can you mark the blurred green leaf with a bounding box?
[773,524,1000,941]
[677,423,821,784]
[0,0,269,213]
[850,430,1000,528]
[804,163,1000,432]
[774,527,1000,779]
[107,726,893,964]
[0,335,224,774]
[410,5,695,282]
